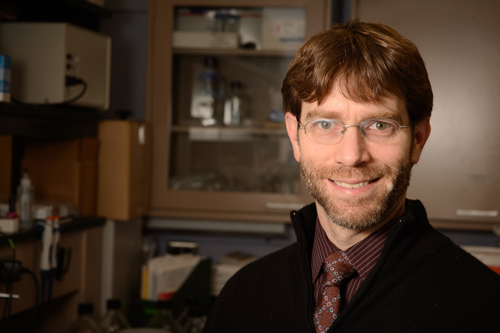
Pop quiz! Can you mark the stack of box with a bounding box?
[173,7,305,51]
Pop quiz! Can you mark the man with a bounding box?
[203,21,500,332]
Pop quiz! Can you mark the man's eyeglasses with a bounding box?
[298,118,411,144]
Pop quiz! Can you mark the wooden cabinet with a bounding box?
[147,0,331,222]
[0,104,101,215]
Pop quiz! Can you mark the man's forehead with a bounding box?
[301,90,407,122]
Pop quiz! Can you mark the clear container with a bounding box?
[100,299,131,333]
[67,303,100,333]
[223,81,249,126]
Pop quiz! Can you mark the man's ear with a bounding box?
[285,112,301,162]
[411,117,431,164]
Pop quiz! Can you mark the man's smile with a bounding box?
[331,180,372,189]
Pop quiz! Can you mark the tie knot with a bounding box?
[323,252,355,287]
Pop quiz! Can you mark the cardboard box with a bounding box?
[97,120,150,221]
[21,138,98,216]
[261,8,305,51]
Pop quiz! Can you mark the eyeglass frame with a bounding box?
[297,118,412,144]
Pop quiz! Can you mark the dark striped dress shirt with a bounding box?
[312,217,398,305]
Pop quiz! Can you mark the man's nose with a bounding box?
[332,126,371,166]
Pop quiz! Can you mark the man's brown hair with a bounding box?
[281,20,433,124]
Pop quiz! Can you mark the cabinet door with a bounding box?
[148,0,330,222]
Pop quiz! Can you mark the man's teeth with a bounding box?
[334,181,370,189]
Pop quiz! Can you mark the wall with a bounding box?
[97,0,148,317]
[101,0,148,120]
[100,219,143,318]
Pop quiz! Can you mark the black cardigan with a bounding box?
[204,200,500,332]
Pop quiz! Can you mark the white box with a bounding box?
[0,22,111,110]
[261,8,306,51]
[239,9,262,49]
[175,8,216,32]
[173,31,238,49]
[0,219,18,234]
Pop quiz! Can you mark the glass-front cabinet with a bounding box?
[147,0,332,222]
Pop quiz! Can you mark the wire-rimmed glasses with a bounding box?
[298,118,411,144]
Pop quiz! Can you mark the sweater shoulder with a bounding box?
[204,242,314,332]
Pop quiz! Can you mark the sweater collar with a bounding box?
[290,202,318,268]
[290,199,425,275]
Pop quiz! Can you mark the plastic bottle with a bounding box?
[146,300,184,333]
[194,57,225,126]
[223,81,248,126]
[17,169,34,229]
[67,303,100,333]
[100,299,131,332]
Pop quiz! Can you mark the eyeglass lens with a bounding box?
[304,118,402,144]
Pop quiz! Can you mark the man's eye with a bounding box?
[319,121,333,129]
[367,120,397,131]
[374,121,389,130]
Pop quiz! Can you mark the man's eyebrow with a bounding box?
[303,108,404,122]
[303,109,343,121]
[369,111,404,121]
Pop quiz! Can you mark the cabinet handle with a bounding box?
[456,209,499,218]
[266,202,306,211]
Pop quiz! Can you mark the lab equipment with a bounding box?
[35,207,52,303]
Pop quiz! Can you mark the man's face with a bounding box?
[285,86,430,231]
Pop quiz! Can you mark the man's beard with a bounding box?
[300,157,412,231]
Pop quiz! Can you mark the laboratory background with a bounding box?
[0,0,499,331]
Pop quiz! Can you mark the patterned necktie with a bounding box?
[313,251,355,333]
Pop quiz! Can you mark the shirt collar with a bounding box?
[311,216,400,283]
